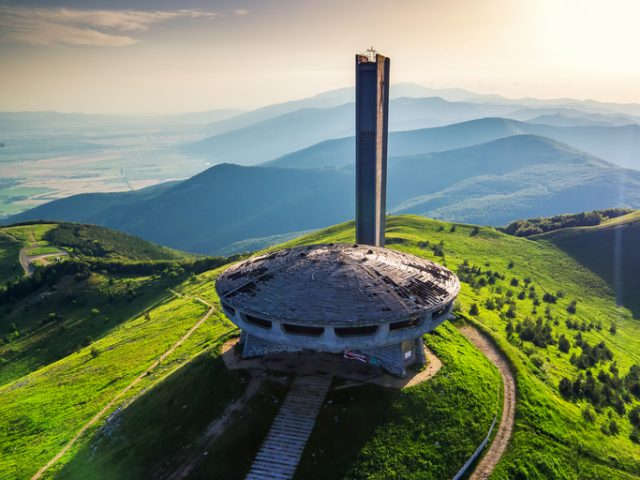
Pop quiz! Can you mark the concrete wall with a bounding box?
[355,54,390,247]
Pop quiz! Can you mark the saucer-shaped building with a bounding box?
[215,51,460,377]
[216,243,459,376]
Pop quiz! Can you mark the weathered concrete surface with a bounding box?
[246,375,333,480]
[221,338,442,390]
[355,52,390,247]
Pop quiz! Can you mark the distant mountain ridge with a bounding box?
[265,117,640,170]
[9,135,640,254]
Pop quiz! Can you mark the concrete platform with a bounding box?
[221,338,442,390]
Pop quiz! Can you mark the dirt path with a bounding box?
[31,294,215,480]
[163,370,265,480]
[459,325,516,480]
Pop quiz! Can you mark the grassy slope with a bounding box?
[295,323,501,480]
[1,215,639,479]
[0,231,22,284]
[0,222,196,386]
[0,269,237,479]
[535,210,640,317]
[281,215,640,479]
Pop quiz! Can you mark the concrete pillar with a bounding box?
[355,52,390,247]
[415,336,427,367]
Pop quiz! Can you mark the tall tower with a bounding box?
[355,48,390,247]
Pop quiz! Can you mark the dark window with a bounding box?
[282,324,324,336]
[245,314,272,329]
[432,303,452,319]
[335,325,378,336]
[221,301,235,317]
[389,318,422,331]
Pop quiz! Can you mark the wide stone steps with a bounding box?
[245,374,332,480]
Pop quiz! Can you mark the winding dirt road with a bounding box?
[459,325,516,480]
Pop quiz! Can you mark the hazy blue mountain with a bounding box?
[10,135,640,254]
[266,117,640,170]
[199,82,498,136]
[183,98,524,165]
[525,112,636,127]
[265,118,531,169]
[388,135,640,223]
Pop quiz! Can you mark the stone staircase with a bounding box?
[245,374,333,480]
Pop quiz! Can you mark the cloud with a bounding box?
[233,9,250,16]
[0,6,218,47]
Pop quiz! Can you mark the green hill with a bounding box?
[0,215,639,479]
[535,210,640,317]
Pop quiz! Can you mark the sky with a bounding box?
[1,0,639,114]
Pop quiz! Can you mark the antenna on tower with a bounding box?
[366,46,377,62]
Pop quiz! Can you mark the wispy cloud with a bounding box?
[0,6,219,47]
[234,9,250,16]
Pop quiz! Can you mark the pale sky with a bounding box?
[1,0,639,114]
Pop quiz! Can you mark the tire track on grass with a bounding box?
[31,294,214,480]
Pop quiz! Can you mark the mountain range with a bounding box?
[9,134,640,254]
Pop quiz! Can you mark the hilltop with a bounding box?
[535,210,640,317]
[0,214,639,479]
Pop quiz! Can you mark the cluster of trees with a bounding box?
[501,208,632,237]
[456,260,505,290]
[507,317,556,348]
[0,254,244,304]
[570,334,614,370]
[44,223,185,261]
[417,239,445,257]
[559,362,640,439]
[565,318,602,332]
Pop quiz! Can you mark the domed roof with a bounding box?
[216,244,460,326]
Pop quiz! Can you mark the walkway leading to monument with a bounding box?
[246,374,333,480]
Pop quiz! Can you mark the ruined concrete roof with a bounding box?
[215,244,460,326]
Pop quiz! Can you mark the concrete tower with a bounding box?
[355,48,390,247]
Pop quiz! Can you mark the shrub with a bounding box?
[631,428,640,444]
[90,308,100,316]
[566,300,577,314]
[469,303,479,316]
[542,292,557,303]
[582,406,595,423]
[629,406,640,427]
[558,334,571,353]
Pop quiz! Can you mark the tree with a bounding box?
[610,322,618,335]
[567,300,577,314]
[630,406,640,427]
[582,406,595,423]
[90,347,101,359]
[558,334,571,353]
[559,377,572,397]
[469,303,479,316]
